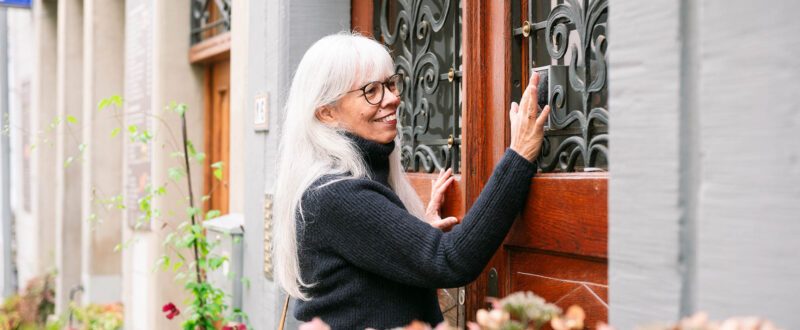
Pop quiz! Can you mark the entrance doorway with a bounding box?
[352,0,610,327]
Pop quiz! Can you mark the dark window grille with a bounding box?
[376,0,463,174]
[512,0,609,172]
[191,0,231,45]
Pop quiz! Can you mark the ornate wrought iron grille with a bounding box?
[190,0,231,45]
[377,0,463,173]
[512,0,609,172]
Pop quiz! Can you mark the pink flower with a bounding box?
[161,302,180,320]
[162,302,176,312]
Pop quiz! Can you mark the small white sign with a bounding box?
[254,93,269,131]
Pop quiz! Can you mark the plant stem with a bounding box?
[180,112,204,300]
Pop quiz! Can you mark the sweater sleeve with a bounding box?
[302,149,537,289]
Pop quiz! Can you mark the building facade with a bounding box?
[1,0,798,329]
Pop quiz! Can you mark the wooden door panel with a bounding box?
[508,248,608,328]
[203,60,230,215]
[507,174,607,258]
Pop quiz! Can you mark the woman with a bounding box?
[273,33,550,329]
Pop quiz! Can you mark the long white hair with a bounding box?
[273,32,426,300]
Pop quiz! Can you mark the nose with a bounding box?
[381,86,401,108]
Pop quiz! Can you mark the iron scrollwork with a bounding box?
[190,0,232,45]
[513,0,609,172]
[378,0,463,173]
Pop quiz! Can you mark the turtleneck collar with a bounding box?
[343,132,395,187]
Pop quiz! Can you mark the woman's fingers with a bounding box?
[431,216,460,232]
[519,72,540,115]
[536,105,551,128]
[437,176,455,196]
[430,174,454,207]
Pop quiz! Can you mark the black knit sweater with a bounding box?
[294,133,537,329]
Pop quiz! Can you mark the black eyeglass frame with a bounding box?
[346,73,404,105]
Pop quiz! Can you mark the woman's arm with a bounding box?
[302,148,536,289]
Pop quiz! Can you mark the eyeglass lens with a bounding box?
[364,75,403,105]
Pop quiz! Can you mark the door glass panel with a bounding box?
[512,0,609,172]
[376,0,463,174]
[191,0,232,45]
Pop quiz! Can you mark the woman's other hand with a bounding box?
[509,72,551,162]
[426,168,460,232]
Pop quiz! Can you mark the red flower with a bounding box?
[162,302,180,320]
[222,324,247,330]
[222,326,233,330]
[237,325,246,330]
[162,302,176,312]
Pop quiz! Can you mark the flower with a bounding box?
[475,308,510,330]
[161,302,176,312]
[222,324,248,330]
[550,305,585,330]
[161,302,180,320]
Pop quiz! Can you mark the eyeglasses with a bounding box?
[347,73,404,105]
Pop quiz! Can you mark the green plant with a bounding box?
[39,96,250,329]
[70,302,123,330]
[0,272,56,330]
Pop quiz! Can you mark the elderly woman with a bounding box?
[273,33,550,329]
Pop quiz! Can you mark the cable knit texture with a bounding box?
[294,133,537,329]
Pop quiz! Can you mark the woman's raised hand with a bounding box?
[509,72,551,162]
[426,168,460,232]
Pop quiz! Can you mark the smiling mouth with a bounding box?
[374,113,397,123]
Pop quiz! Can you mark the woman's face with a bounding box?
[321,75,400,144]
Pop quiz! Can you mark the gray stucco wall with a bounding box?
[241,0,349,328]
[610,0,800,328]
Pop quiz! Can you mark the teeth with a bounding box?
[375,114,396,122]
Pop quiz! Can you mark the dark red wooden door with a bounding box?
[463,0,609,327]
[353,0,609,328]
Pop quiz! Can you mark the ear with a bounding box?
[315,105,338,126]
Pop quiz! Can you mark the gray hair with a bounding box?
[273,32,426,300]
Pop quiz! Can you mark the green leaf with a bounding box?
[176,104,187,116]
[63,157,73,168]
[205,210,221,220]
[78,143,87,153]
[97,98,110,111]
[168,167,186,182]
[186,140,196,156]
[29,145,36,151]
[195,152,206,164]
[128,125,138,133]
[201,195,211,203]
[66,115,78,124]
[211,162,224,181]
[114,244,122,252]
[110,128,121,137]
[186,206,199,219]
[241,277,250,290]
[110,95,123,107]
[163,233,176,247]
[170,152,185,158]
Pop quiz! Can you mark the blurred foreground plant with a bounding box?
[69,302,123,330]
[298,290,784,330]
[0,272,56,329]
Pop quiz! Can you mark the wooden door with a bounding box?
[353,0,608,327]
[464,0,609,327]
[203,60,230,215]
